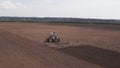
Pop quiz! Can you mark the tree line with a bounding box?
[0,17,120,25]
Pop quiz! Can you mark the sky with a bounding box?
[0,0,120,19]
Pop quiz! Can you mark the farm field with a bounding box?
[0,23,120,52]
[0,23,120,68]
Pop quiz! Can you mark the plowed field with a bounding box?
[0,23,120,68]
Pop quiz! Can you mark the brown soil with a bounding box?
[0,23,120,52]
[0,23,120,68]
[57,45,120,68]
[0,30,100,68]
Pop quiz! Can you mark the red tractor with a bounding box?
[45,36,60,43]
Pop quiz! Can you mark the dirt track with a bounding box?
[0,30,100,68]
[0,23,120,68]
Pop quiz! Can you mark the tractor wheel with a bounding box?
[55,38,60,43]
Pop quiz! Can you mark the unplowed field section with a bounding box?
[0,30,100,68]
